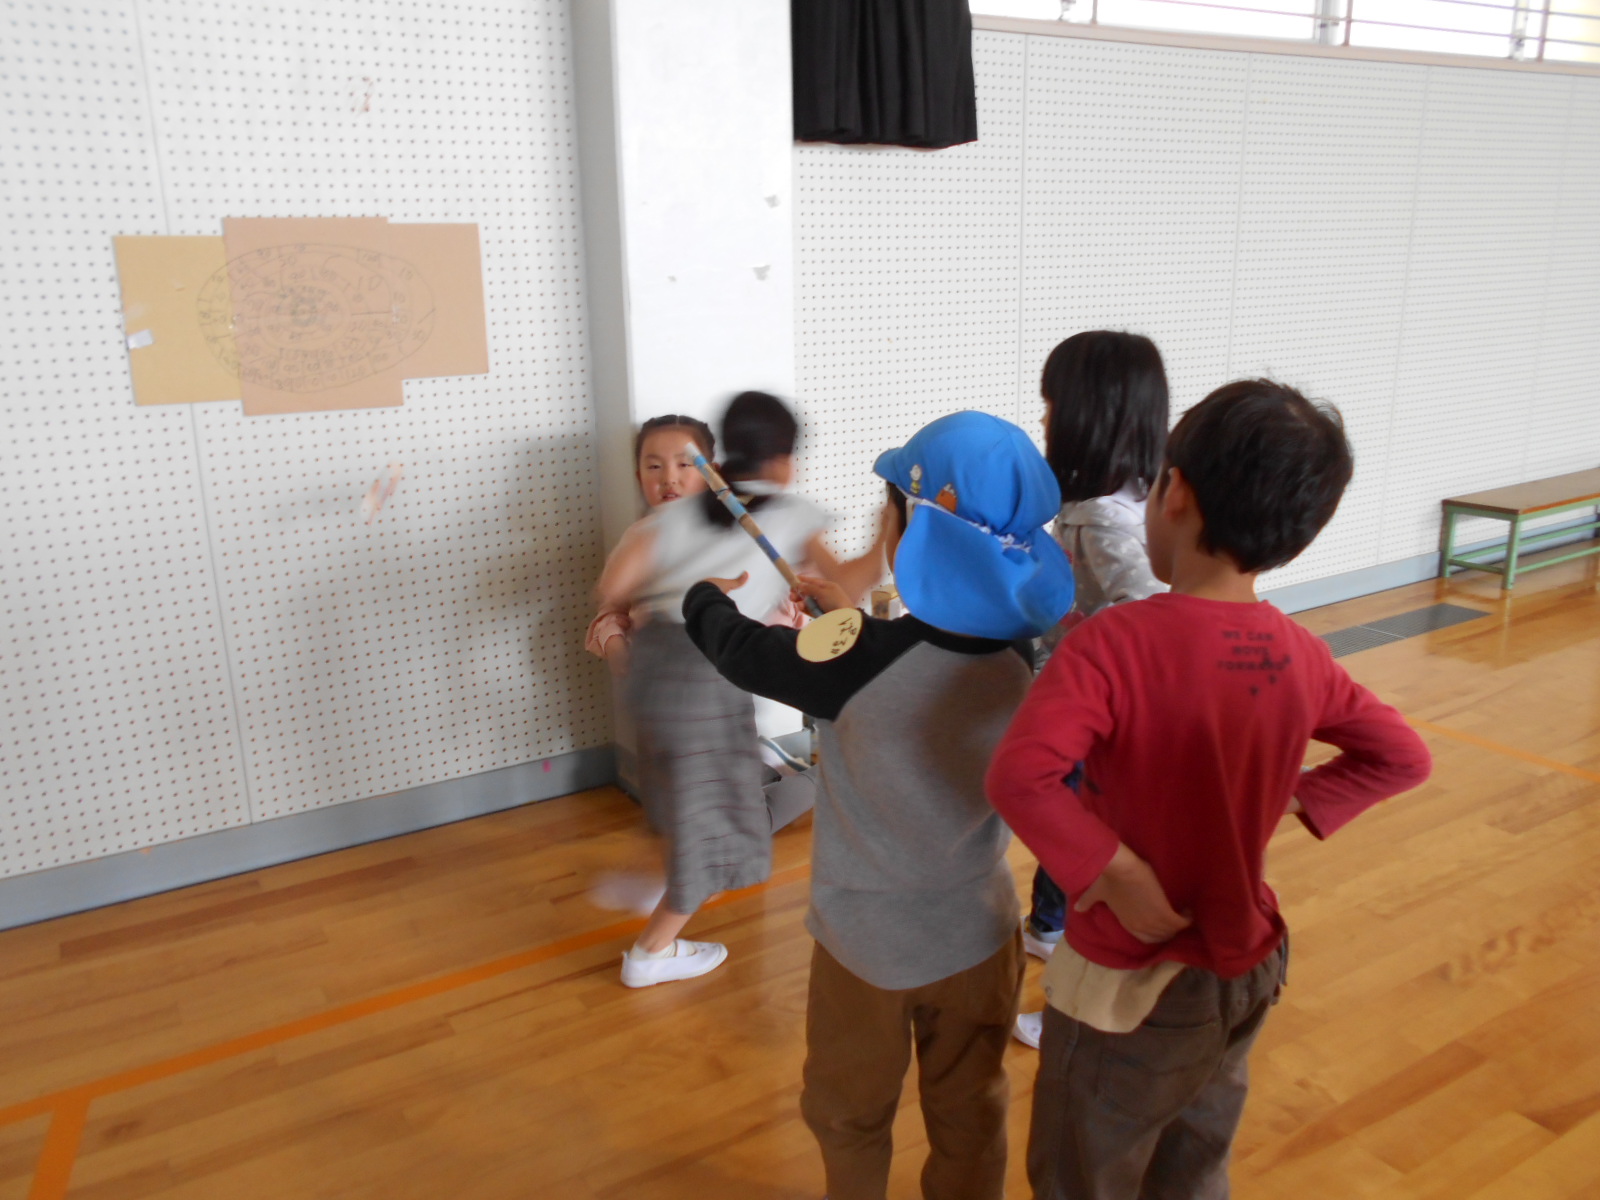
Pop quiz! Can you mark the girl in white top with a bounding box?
[584,413,717,664]
[592,392,886,988]
[1017,330,1171,1048]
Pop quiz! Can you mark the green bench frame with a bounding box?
[1440,469,1600,591]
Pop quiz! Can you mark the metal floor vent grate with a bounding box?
[1320,626,1405,657]
[1319,603,1489,659]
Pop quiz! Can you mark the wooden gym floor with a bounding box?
[2,553,1598,1200]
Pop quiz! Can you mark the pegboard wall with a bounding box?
[795,34,1026,532]
[1,0,605,878]
[796,33,1600,583]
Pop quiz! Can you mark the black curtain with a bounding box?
[793,0,978,149]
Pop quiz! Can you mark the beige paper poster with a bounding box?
[114,236,242,407]
[222,217,406,416]
[113,217,489,415]
[388,223,490,379]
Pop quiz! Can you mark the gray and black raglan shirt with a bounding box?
[683,581,1030,991]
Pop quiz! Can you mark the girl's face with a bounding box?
[636,427,708,508]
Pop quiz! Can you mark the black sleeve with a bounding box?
[681,581,920,722]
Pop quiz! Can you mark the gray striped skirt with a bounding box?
[626,621,772,914]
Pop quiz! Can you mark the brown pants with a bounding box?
[801,932,1025,1200]
[1027,941,1287,1200]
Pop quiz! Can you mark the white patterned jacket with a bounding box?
[1043,482,1168,652]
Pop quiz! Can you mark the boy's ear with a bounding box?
[1160,467,1194,519]
[1153,465,1172,501]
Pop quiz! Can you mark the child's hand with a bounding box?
[705,571,750,595]
[602,638,630,676]
[1074,844,1192,945]
[791,574,853,614]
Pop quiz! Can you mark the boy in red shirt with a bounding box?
[986,379,1433,1200]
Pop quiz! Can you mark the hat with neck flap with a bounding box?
[874,411,1075,640]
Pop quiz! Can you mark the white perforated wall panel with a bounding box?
[1525,79,1600,484]
[798,33,1600,592]
[1381,69,1571,560]
[1019,38,1247,423]
[0,3,250,876]
[1231,57,1425,589]
[141,0,602,820]
[795,34,1025,554]
[2,0,603,875]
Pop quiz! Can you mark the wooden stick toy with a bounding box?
[686,445,826,619]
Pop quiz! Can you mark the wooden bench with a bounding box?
[1440,467,1600,590]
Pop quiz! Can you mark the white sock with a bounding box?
[628,939,677,961]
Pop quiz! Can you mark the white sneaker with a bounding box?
[1013,1010,1044,1049]
[1023,928,1061,962]
[619,939,729,988]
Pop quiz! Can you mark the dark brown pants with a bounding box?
[801,931,1025,1200]
[1027,942,1287,1200]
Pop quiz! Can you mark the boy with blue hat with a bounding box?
[682,411,1075,1200]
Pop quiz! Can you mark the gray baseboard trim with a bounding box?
[1263,553,1441,613]
[1263,518,1599,614]
[0,745,616,932]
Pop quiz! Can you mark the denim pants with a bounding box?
[1028,867,1068,937]
[1027,940,1288,1200]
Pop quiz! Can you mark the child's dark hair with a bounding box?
[885,481,909,539]
[1041,331,1169,504]
[634,413,714,466]
[1162,379,1353,574]
[700,391,799,529]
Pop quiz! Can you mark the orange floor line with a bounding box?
[9,719,1596,1133]
[12,713,1596,1193]
[27,1096,88,1200]
[1407,717,1600,785]
[0,860,812,1130]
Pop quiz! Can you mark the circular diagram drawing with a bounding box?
[198,244,435,393]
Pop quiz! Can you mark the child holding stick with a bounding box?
[684,411,1076,1199]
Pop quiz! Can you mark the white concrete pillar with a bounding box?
[574,0,795,549]
[572,0,800,769]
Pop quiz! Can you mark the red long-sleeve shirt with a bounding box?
[987,593,1432,977]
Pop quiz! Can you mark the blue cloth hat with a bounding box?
[873,411,1075,640]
